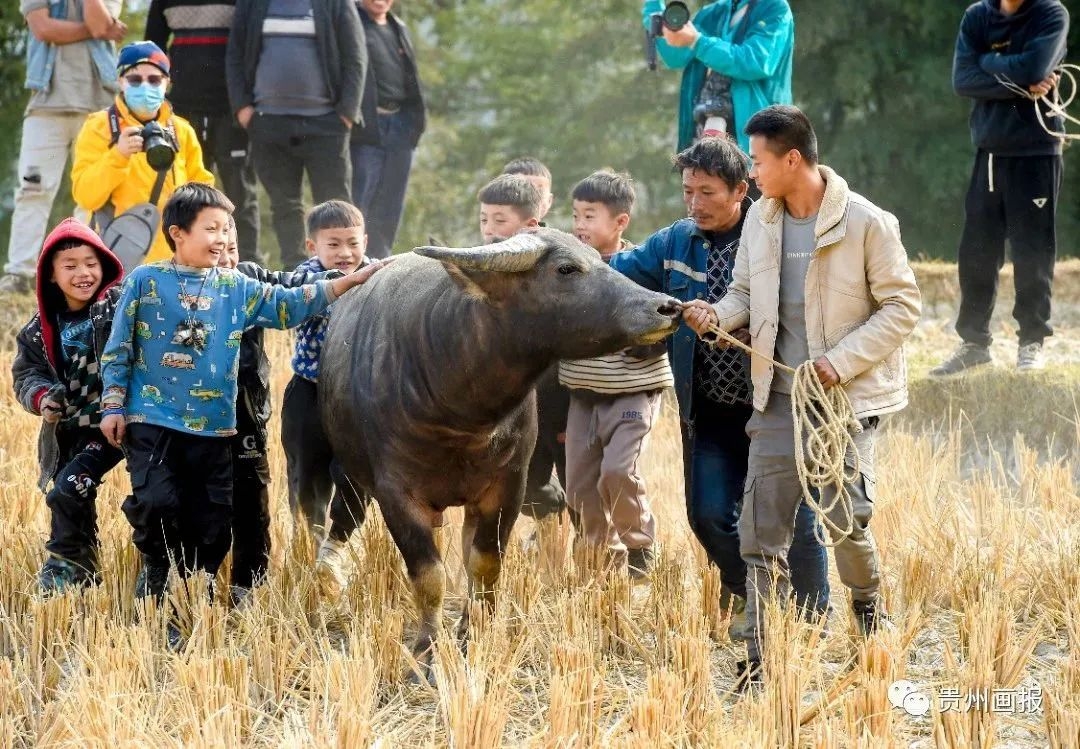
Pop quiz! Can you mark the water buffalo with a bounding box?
[319,229,680,679]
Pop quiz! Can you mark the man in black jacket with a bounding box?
[147,0,262,263]
[351,0,426,259]
[933,0,1069,376]
[226,0,366,268]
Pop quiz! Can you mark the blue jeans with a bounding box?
[685,399,830,614]
[349,111,417,259]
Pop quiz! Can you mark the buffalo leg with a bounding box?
[377,494,444,685]
[457,476,524,639]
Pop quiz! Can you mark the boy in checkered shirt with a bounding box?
[13,219,127,595]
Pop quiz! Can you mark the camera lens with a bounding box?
[663,1,691,31]
[141,123,176,171]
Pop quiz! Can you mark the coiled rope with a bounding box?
[995,63,1080,142]
[706,324,864,546]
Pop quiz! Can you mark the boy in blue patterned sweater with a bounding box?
[99,184,384,602]
[281,200,371,592]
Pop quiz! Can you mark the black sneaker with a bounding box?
[134,555,171,601]
[626,547,654,580]
[852,598,892,637]
[229,584,253,610]
[166,622,185,652]
[733,658,763,693]
[38,557,98,595]
[929,343,992,377]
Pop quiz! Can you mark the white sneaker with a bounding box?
[1017,342,1045,373]
[315,537,350,598]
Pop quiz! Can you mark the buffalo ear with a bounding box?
[440,261,490,301]
[439,261,519,304]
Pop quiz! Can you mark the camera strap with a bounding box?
[107,104,122,147]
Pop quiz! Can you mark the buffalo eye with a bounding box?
[557,264,581,276]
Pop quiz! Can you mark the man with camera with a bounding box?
[72,41,214,267]
[642,0,795,154]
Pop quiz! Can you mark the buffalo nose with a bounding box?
[657,299,682,320]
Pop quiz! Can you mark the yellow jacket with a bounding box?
[72,97,214,263]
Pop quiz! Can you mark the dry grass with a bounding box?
[0,267,1078,747]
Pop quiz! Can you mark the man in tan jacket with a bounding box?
[684,105,921,690]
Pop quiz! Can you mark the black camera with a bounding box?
[646,1,692,71]
[141,120,178,171]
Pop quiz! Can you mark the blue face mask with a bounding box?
[123,83,167,120]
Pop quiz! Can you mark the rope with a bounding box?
[995,63,1080,142]
[705,324,863,547]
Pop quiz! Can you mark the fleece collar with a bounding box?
[755,165,851,248]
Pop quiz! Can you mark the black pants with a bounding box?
[350,110,419,258]
[521,368,570,522]
[184,112,262,264]
[281,376,368,541]
[122,423,233,576]
[249,112,352,269]
[45,427,123,569]
[956,150,1062,347]
[230,404,271,589]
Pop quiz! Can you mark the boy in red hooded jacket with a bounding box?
[12,219,126,594]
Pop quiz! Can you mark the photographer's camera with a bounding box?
[645,1,691,71]
[141,121,178,172]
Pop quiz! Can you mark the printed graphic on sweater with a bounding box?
[290,257,334,382]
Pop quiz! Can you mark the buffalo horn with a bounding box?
[414,233,548,272]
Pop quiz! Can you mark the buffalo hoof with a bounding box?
[405,659,438,689]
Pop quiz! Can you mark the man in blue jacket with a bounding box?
[933,0,1069,376]
[642,0,794,153]
[609,136,828,630]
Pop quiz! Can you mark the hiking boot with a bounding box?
[929,342,992,377]
[733,658,763,694]
[0,274,34,294]
[852,598,892,637]
[315,537,350,598]
[1017,342,1045,373]
[134,555,171,601]
[229,584,254,610]
[38,557,98,595]
[626,547,654,580]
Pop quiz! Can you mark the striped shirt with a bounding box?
[559,350,675,395]
[253,0,333,116]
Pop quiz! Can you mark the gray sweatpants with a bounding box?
[565,390,661,556]
[741,392,880,662]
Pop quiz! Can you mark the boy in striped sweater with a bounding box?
[560,171,674,578]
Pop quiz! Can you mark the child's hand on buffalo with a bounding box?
[329,257,395,297]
